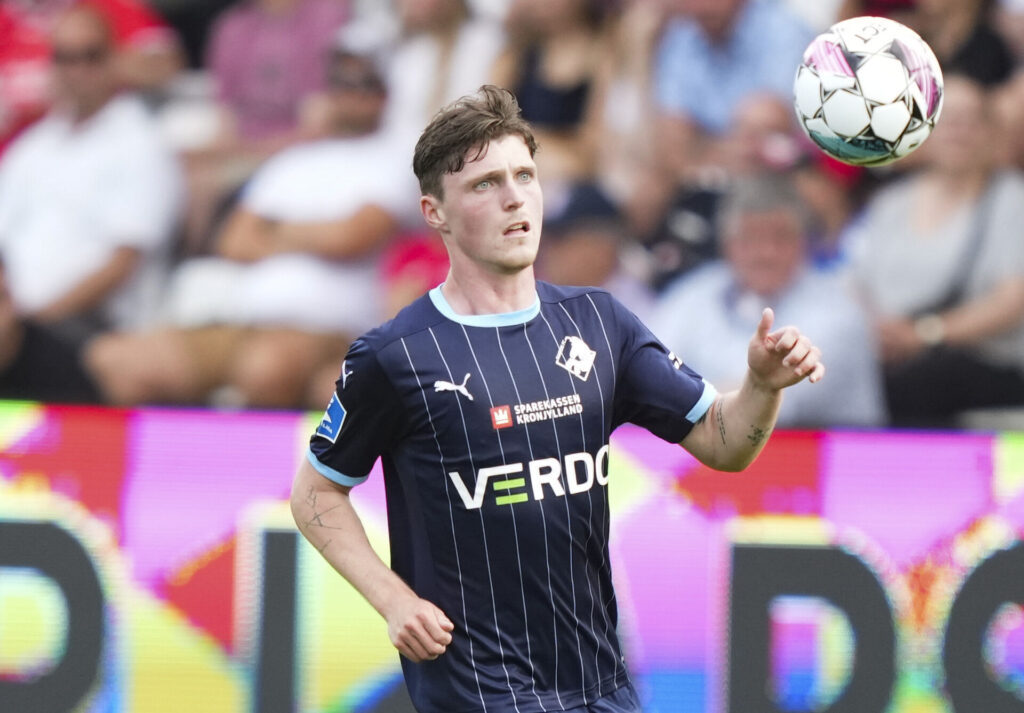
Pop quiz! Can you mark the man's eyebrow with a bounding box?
[463,169,504,186]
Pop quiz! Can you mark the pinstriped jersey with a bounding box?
[308,281,716,713]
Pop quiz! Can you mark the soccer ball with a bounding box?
[793,16,944,167]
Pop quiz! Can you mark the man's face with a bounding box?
[921,76,990,172]
[50,11,117,118]
[325,54,387,135]
[423,134,544,278]
[724,209,805,297]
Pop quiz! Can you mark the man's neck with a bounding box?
[440,269,538,316]
[63,95,113,127]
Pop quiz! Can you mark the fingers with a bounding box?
[766,326,825,385]
[391,601,455,663]
[780,334,812,367]
[790,344,824,381]
[422,607,455,648]
[756,307,774,341]
[768,325,801,353]
[397,631,435,662]
[807,360,825,384]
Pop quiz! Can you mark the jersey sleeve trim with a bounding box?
[685,380,718,423]
[306,448,369,488]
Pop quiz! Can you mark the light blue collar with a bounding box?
[429,285,540,327]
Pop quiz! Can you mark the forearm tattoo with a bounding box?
[703,400,769,449]
[747,425,770,447]
[303,486,345,531]
[715,401,727,445]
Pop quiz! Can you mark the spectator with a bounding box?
[0,258,101,404]
[491,0,612,190]
[639,92,814,292]
[591,0,667,205]
[0,4,183,346]
[650,173,886,428]
[381,0,504,136]
[0,0,184,154]
[180,0,351,253]
[537,182,655,321]
[86,40,419,410]
[206,0,350,144]
[847,75,1024,427]
[916,0,1015,88]
[839,0,1015,87]
[652,0,813,180]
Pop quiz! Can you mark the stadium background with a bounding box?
[3,401,1024,712]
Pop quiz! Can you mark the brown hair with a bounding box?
[413,85,538,199]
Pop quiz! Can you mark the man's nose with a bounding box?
[501,179,525,209]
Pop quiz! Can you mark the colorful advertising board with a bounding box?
[1,402,1023,712]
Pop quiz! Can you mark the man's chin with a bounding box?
[498,252,539,274]
[493,261,535,277]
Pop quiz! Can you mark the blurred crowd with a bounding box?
[2,0,1024,430]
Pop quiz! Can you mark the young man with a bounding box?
[292,86,824,712]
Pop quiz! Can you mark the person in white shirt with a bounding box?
[379,0,505,136]
[650,172,886,428]
[86,40,420,409]
[0,4,183,344]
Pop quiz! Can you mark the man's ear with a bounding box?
[420,195,447,233]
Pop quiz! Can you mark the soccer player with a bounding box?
[291,85,824,712]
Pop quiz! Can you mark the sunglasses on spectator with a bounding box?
[328,72,385,93]
[51,46,110,66]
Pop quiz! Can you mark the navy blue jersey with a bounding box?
[308,282,715,713]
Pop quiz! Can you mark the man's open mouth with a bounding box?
[504,221,530,235]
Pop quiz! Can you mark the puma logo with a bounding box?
[434,373,474,401]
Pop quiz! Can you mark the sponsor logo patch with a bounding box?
[448,445,611,509]
[514,394,583,425]
[491,405,513,429]
[315,393,346,443]
[433,373,474,401]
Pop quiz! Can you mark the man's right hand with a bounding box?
[387,594,455,662]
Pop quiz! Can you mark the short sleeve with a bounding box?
[611,300,717,443]
[307,338,408,487]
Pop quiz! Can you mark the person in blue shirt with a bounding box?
[291,85,825,713]
[653,0,814,178]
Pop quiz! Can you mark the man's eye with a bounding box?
[517,171,532,182]
[476,180,491,190]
